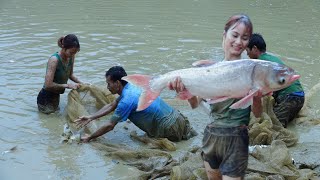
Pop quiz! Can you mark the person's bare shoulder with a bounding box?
[48,55,58,62]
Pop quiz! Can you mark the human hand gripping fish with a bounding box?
[121,59,300,111]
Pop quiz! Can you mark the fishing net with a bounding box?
[296,82,320,125]
[249,96,298,147]
[90,141,178,179]
[247,140,299,179]
[170,151,206,180]
[66,84,115,125]
[130,131,177,151]
[63,84,115,140]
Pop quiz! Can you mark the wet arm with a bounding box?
[85,100,119,141]
[252,96,262,118]
[87,120,117,141]
[89,100,118,120]
[69,57,82,84]
[44,57,69,92]
[70,74,82,84]
[188,96,201,109]
[76,100,118,129]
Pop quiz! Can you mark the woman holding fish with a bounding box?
[122,13,299,179]
[170,14,261,180]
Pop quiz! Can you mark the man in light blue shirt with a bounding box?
[76,66,196,142]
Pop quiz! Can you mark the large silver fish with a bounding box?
[122,59,300,111]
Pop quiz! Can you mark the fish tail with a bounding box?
[122,74,160,111]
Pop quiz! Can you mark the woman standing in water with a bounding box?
[37,34,83,114]
[169,14,263,180]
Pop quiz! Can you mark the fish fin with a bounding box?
[177,90,193,100]
[206,96,230,104]
[122,75,160,111]
[230,89,259,109]
[192,60,216,67]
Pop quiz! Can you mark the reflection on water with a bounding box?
[1,0,320,179]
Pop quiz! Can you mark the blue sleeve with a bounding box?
[110,97,135,123]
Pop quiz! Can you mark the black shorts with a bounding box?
[37,88,60,114]
[162,111,192,142]
[201,124,249,177]
[274,93,305,127]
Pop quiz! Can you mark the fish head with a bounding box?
[266,63,300,91]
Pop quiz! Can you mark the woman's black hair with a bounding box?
[57,34,80,51]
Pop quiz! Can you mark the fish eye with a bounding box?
[278,77,286,85]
